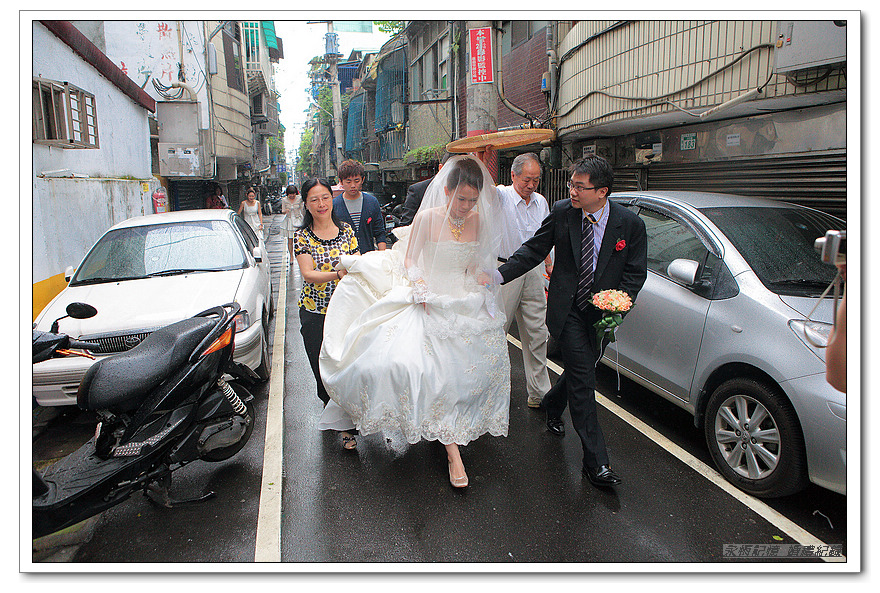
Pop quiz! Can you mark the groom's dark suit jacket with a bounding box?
[498,197,647,469]
[498,198,648,349]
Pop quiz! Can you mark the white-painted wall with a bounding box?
[32,22,157,317]
[32,24,154,180]
[99,20,211,132]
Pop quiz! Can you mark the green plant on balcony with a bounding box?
[404,143,446,165]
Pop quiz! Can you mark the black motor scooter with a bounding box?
[32,302,258,539]
[380,195,405,246]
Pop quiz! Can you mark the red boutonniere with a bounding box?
[366,217,372,224]
[615,239,626,251]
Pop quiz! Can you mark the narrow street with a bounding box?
[30,213,847,566]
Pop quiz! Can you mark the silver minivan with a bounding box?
[604,191,846,498]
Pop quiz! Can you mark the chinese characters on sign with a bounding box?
[117,22,183,85]
[469,27,494,84]
[722,544,844,558]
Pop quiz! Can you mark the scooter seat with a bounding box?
[77,317,216,412]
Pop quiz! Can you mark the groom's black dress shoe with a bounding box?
[546,416,565,436]
[583,465,622,487]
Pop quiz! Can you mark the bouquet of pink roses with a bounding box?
[591,289,633,345]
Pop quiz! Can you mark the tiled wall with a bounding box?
[557,20,846,129]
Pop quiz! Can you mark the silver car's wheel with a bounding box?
[704,378,808,498]
[714,394,780,479]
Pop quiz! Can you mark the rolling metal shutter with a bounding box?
[642,151,847,219]
[172,180,209,211]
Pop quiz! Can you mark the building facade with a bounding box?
[553,20,847,217]
[77,19,284,211]
[303,19,849,220]
[32,19,288,318]
[32,21,158,319]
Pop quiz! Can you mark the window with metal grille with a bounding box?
[409,22,449,101]
[32,77,99,149]
[223,22,245,94]
[345,92,367,153]
[241,21,261,71]
[375,47,407,132]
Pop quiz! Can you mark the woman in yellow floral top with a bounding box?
[294,178,360,449]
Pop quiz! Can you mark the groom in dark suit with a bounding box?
[497,155,647,487]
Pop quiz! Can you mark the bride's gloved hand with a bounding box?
[406,265,429,312]
[479,269,503,286]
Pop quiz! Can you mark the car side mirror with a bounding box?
[252,245,264,263]
[667,258,700,285]
[64,266,75,282]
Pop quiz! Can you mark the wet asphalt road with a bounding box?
[30,213,848,565]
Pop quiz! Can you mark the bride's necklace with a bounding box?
[448,215,466,240]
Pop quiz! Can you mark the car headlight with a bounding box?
[233,310,252,333]
[789,319,832,349]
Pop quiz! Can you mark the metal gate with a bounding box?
[172,180,210,211]
[641,151,847,219]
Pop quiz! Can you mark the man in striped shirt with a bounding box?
[333,159,387,253]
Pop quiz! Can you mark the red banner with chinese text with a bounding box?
[469,27,494,84]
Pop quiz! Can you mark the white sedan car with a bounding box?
[33,209,273,407]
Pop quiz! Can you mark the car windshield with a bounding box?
[699,206,843,297]
[71,220,246,285]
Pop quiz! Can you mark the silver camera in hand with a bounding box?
[815,230,846,264]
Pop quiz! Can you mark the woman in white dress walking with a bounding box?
[318,155,510,488]
[238,187,263,236]
[280,184,303,259]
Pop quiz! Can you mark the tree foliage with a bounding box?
[317,87,333,126]
[296,129,315,175]
[374,21,403,35]
[404,143,447,165]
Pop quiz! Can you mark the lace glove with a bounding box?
[406,266,429,304]
[480,269,503,286]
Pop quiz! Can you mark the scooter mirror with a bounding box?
[66,302,98,320]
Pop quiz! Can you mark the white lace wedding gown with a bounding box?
[318,239,510,445]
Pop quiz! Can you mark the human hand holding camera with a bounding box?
[815,229,846,393]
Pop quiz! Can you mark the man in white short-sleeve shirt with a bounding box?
[497,152,553,408]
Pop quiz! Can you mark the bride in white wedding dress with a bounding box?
[318,155,510,488]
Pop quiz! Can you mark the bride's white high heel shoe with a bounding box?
[448,460,468,488]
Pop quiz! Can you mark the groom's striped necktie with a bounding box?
[575,214,597,311]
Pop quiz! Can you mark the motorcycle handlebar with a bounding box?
[68,338,101,350]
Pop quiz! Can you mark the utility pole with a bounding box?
[466,20,499,181]
[326,22,346,170]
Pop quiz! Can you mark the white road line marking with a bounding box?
[254,251,288,562]
[506,334,846,563]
